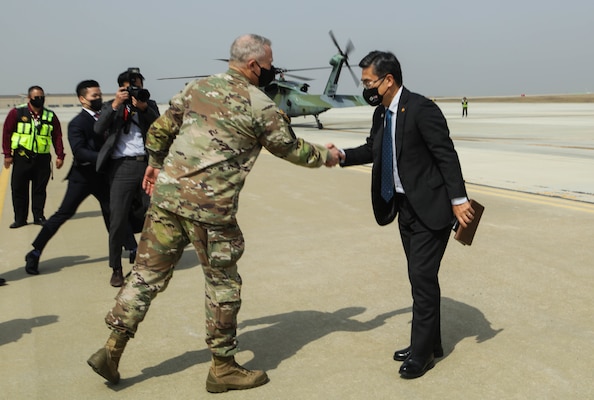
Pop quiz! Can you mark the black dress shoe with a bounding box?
[10,221,27,229]
[33,217,46,225]
[129,248,137,264]
[393,346,444,362]
[110,268,124,287]
[399,355,435,379]
[25,251,40,275]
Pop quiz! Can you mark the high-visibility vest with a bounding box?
[11,105,55,154]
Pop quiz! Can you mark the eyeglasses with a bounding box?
[360,75,387,89]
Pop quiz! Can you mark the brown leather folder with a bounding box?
[453,199,484,246]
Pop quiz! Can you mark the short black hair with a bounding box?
[76,80,100,97]
[28,85,44,96]
[359,51,403,87]
[117,70,144,87]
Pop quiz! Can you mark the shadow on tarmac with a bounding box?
[0,315,59,346]
[104,299,501,390]
[441,297,503,356]
[0,255,109,282]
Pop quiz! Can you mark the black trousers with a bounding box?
[32,177,111,252]
[397,194,450,359]
[108,158,146,269]
[11,152,51,223]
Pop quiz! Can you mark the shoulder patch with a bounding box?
[277,109,291,124]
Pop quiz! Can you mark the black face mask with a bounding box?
[30,96,45,109]
[256,63,276,87]
[89,98,103,112]
[362,87,383,107]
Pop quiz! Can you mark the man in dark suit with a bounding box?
[24,80,132,275]
[330,51,475,379]
[94,69,159,287]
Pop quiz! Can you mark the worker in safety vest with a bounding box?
[2,86,65,228]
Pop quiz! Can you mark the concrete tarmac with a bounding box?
[1,103,593,399]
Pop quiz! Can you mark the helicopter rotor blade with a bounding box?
[283,66,331,73]
[344,39,355,58]
[283,73,314,81]
[156,75,209,80]
[342,38,359,85]
[329,30,343,55]
[329,31,360,86]
[344,62,359,86]
[157,57,332,82]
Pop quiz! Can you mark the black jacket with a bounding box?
[94,99,159,172]
[343,87,467,230]
[66,110,107,183]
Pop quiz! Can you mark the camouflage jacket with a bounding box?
[146,68,329,224]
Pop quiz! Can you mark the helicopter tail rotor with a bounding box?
[329,30,359,86]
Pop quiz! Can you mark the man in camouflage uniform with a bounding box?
[87,33,340,393]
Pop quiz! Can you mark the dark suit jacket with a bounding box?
[94,99,159,138]
[94,99,160,172]
[66,109,107,183]
[343,87,467,230]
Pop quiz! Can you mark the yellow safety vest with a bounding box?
[11,105,55,154]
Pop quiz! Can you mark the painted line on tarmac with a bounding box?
[257,152,594,213]
[343,164,594,214]
[466,184,594,213]
[0,167,9,222]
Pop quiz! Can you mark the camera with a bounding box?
[125,67,150,103]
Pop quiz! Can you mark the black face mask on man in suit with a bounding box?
[363,86,383,106]
[89,98,103,112]
[362,75,387,106]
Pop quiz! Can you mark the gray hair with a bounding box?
[229,34,271,64]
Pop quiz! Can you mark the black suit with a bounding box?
[95,99,159,270]
[343,87,467,359]
[32,109,111,252]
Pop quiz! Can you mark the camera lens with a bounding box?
[136,89,150,102]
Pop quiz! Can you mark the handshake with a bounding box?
[324,143,345,167]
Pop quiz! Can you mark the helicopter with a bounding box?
[158,31,368,129]
[262,31,368,129]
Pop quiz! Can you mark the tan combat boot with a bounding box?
[87,331,129,384]
[205,355,269,393]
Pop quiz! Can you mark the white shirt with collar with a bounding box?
[111,108,146,159]
[386,86,404,194]
[83,107,100,121]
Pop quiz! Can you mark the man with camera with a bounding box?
[95,68,159,287]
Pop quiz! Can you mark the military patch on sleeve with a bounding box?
[277,109,291,124]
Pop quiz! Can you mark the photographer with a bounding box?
[95,68,159,287]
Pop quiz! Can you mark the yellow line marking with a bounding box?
[260,150,594,213]
[466,184,594,213]
[0,166,10,222]
[342,163,594,213]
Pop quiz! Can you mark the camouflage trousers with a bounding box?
[105,203,244,357]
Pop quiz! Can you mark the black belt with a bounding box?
[119,155,147,161]
[16,148,41,158]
